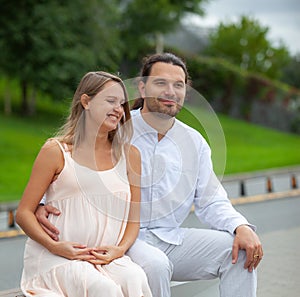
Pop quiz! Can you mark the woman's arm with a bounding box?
[16,140,95,260]
[117,144,141,252]
[16,140,63,249]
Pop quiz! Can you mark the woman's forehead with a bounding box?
[93,81,125,100]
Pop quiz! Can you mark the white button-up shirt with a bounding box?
[131,109,252,245]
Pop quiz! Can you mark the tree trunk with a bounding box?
[220,76,233,113]
[21,79,29,116]
[28,87,36,116]
[4,81,11,115]
[155,32,164,54]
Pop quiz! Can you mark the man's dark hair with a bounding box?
[131,52,191,110]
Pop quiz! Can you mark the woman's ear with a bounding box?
[81,94,90,109]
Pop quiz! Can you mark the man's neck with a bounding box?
[140,109,175,141]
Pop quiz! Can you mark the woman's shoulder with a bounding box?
[123,143,141,173]
[43,138,72,152]
[124,143,140,160]
[34,139,65,175]
[39,138,66,159]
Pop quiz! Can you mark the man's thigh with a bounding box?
[167,228,234,281]
[126,238,172,271]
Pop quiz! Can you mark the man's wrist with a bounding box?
[234,224,252,234]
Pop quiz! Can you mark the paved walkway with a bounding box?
[170,226,300,297]
[257,226,300,297]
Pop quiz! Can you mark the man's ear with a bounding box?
[138,80,146,98]
[81,94,90,109]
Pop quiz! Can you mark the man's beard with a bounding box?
[143,97,182,118]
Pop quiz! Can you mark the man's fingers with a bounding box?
[36,205,60,235]
[44,204,61,215]
[40,224,59,241]
[244,250,255,271]
[41,218,60,235]
[253,257,262,269]
[231,242,239,264]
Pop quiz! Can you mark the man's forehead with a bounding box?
[148,62,186,82]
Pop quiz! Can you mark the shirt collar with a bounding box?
[131,108,178,138]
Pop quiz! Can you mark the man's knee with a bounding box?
[127,239,173,279]
[143,253,173,279]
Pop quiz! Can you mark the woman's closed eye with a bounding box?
[106,98,125,107]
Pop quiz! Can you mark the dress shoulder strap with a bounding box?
[50,138,69,154]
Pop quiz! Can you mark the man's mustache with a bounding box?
[144,96,180,104]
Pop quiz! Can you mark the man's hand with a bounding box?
[35,204,61,241]
[232,225,263,272]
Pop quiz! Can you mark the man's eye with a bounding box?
[175,82,184,88]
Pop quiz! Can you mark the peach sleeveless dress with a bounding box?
[21,141,152,297]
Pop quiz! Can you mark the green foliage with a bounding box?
[0,0,122,114]
[281,53,300,89]
[120,0,206,58]
[184,54,299,132]
[0,0,210,114]
[204,15,291,80]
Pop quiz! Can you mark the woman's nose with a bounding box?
[113,103,124,110]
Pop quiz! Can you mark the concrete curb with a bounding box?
[0,229,24,239]
[230,189,300,205]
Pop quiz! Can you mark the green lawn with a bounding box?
[0,106,300,202]
[0,113,64,202]
[177,105,300,175]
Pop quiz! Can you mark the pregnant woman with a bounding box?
[16,71,152,297]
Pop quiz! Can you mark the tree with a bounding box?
[119,0,207,58]
[0,0,121,115]
[281,53,300,89]
[204,16,291,79]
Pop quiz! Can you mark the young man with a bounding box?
[36,53,262,297]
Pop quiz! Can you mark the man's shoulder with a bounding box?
[130,109,139,118]
[175,118,204,140]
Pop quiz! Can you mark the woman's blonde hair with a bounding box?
[55,71,132,159]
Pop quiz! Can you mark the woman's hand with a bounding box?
[49,241,96,261]
[88,245,125,265]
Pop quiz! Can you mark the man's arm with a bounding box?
[193,141,263,271]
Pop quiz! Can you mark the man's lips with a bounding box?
[157,98,177,105]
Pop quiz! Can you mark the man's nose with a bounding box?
[164,83,176,97]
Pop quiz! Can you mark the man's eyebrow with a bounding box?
[152,77,167,81]
[152,77,184,83]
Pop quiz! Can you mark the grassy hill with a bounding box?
[0,105,300,202]
[177,105,300,174]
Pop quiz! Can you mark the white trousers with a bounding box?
[127,228,257,297]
